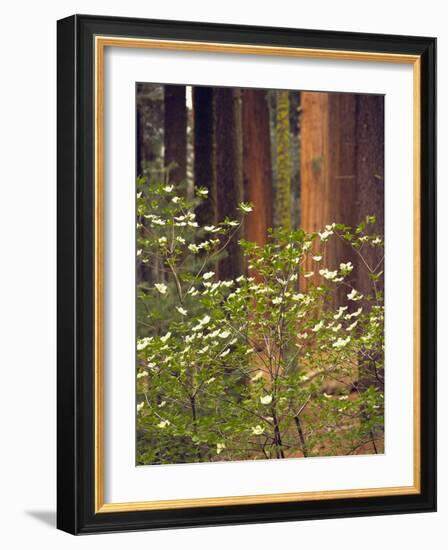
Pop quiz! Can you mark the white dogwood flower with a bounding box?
[319,268,338,280]
[239,203,253,213]
[318,229,333,241]
[332,336,351,349]
[340,261,353,273]
[345,307,363,319]
[347,288,363,301]
[251,425,265,435]
[137,337,153,352]
[311,320,324,332]
[260,395,273,405]
[155,283,167,295]
[157,419,170,429]
[334,306,348,319]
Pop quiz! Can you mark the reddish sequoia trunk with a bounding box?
[242,88,273,246]
[300,92,382,306]
[300,91,385,414]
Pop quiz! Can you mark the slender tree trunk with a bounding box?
[189,395,202,460]
[164,85,187,184]
[294,415,308,457]
[275,91,292,230]
[193,86,216,225]
[242,88,273,245]
[214,87,243,279]
[271,405,285,459]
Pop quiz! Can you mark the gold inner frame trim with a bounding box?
[94,35,422,513]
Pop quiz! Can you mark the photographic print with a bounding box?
[135,84,385,465]
[57,16,436,533]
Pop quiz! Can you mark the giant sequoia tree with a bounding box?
[164,85,187,184]
[242,88,273,245]
[353,95,385,298]
[300,92,384,304]
[214,88,243,279]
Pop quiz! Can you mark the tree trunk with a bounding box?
[300,92,385,407]
[136,83,157,177]
[275,91,292,230]
[193,86,216,226]
[136,107,144,177]
[353,95,385,399]
[300,92,330,236]
[353,95,385,299]
[164,85,187,185]
[214,87,243,279]
[242,88,273,246]
[300,92,358,304]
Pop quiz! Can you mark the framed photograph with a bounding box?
[57,14,436,534]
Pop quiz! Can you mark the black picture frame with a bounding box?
[57,14,436,535]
